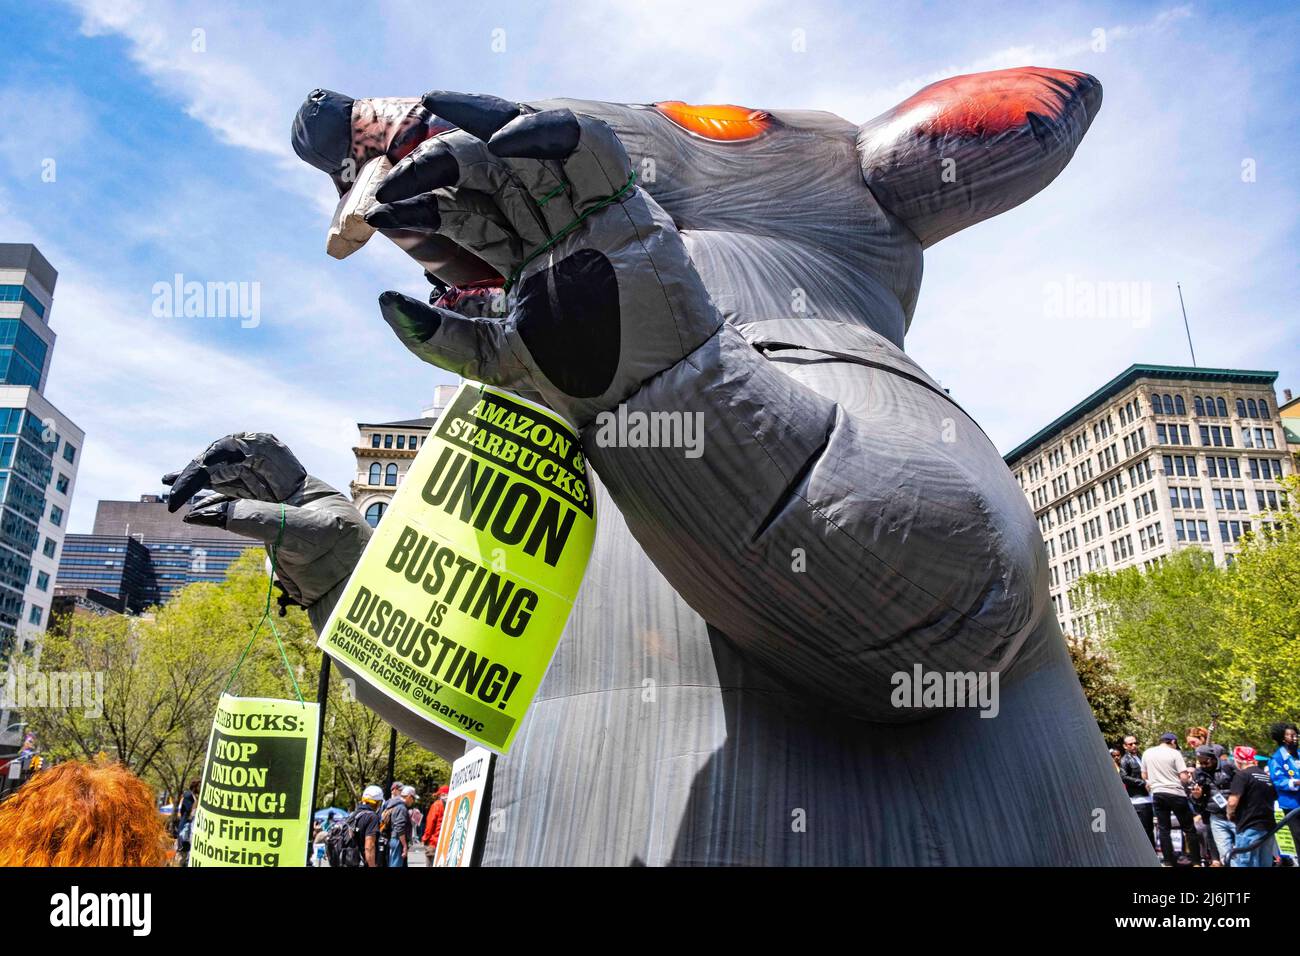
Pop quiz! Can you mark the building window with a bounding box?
[397,435,406,449]
[365,502,387,528]
[55,472,69,494]
[371,434,381,448]
[62,442,76,464]
[1219,520,1249,544]
[35,571,48,591]
[384,434,393,448]
[368,463,381,484]
[28,605,41,625]
[49,505,63,526]
[385,463,398,486]
[1259,399,1269,418]
[1236,398,1247,418]
[1194,397,1204,416]
[410,434,419,448]
[1174,395,1185,415]
[0,319,49,388]
[1216,397,1228,417]
[0,285,46,317]
[42,537,56,558]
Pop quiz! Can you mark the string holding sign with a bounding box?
[222,504,305,705]
[190,505,320,867]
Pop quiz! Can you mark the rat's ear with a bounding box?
[857,67,1101,248]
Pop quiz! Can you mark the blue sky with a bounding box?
[1,0,1295,533]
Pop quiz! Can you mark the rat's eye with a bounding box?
[652,101,771,142]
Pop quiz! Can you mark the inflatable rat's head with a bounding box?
[293,89,501,286]
[293,70,1100,343]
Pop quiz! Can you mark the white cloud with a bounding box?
[71,0,291,160]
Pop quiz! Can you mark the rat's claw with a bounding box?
[165,460,212,512]
[487,108,581,160]
[164,433,307,510]
[421,91,522,140]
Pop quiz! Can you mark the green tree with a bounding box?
[1079,476,1300,747]
[1067,639,1137,744]
[1077,548,1229,743]
[30,600,242,803]
[1216,475,1300,741]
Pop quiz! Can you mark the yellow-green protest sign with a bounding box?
[189,694,319,867]
[318,382,596,753]
[1277,809,1296,857]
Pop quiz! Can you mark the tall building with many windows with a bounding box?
[0,243,85,758]
[1005,364,1291,639]
[55,534,153,612]
[351,383,457,527]
[0,245,83,661]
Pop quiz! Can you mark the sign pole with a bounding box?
[385,725,398,793]
[305,654,330,864]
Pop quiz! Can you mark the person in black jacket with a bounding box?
[1120,735,1155,850]
[1191,745,1235,866]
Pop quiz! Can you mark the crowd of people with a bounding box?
[1113,722,1300,867]
[0,755,454,868]
[317,780,452,868]
[2,727,1295,868]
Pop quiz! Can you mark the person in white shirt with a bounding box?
[1142,732,1200,866]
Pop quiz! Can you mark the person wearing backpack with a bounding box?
[382,785,416,868]
[377,782,403,868]
[327,784,382,867]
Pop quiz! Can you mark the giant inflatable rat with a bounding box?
[166,69,1155,864]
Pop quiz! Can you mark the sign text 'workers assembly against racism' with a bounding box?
[318,383,596,753]
[189,694,319,867]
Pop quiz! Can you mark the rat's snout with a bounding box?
[291,88,356,177]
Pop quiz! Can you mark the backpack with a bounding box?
[379,805,395,837]
[326,809,372,868]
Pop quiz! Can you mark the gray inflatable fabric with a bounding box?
[170,67,1150,864]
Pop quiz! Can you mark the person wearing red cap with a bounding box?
[1227,746,1275,867]
[423,784,450,862]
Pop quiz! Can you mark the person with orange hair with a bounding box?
[0,759,169,866]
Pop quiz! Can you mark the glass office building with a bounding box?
[0,244,83,665]
[81,494,259,605]
[0,243,84,759]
